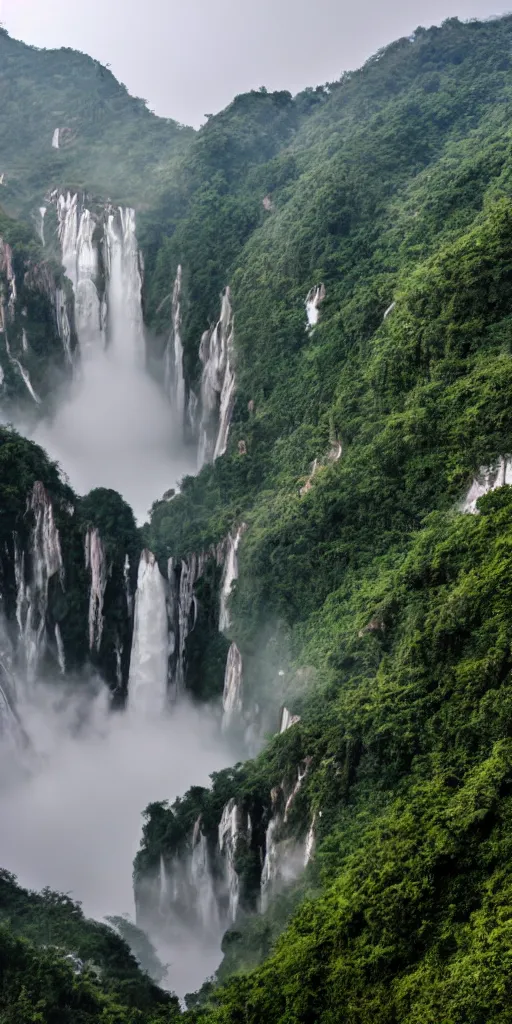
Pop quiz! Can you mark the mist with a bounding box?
[0,201,229,998]
[32,344,193,524]
[0,675,235,995]
[30,201,195,525]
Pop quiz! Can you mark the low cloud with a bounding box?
[0,675,235,994]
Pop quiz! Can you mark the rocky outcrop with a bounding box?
[461,457,512,513]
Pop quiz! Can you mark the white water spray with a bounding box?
[128,551,169,714]
[34,198,193,521]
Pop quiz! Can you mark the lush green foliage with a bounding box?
[0,29,193,219]
[0,870,179,1018]
[137,14,512,1023]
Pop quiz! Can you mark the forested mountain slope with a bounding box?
[0,28,193,217]
[1,13,512,1024]
[0,870,175,1017]
[136,15,512,1022]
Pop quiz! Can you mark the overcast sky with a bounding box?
[1,0,510,125]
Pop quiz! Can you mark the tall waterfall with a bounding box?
[56,194,145,364]
[57,193,104,356]
[260,760,312,912]
[164,265,185,430]
[103,207,145,365]
[35,193,193,522]
[219,526,245,633]
[128,551,169,714]
[218,798,251,923]
[190,817,220,934]
[14,482,64,682]
[305,283,326,328]
[198,288,236,468]
[221,643,243,730]
[85,528,108,653]
[0,614,24,748]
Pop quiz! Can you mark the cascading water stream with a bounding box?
[164,265,186,430]
[34,195,194,522]
[57,193,104,355]
[0,195,245,999]
[14,481,64,682]
[128,551,169,715]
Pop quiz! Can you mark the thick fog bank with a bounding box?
[32,348,193,523]
[0,677,234,992]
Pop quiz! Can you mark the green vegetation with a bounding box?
[0,30,193,219]
[137,13,512,1022]
[0,870,179,1021]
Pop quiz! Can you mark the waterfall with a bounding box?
[198,287,236,467]
[168,552,208,698]
[159,852,169,914]
[214,351,236,461]
[54,624,66,675]
[0,615,24,747]
[38,207,47,246]
[462,457,512,513]
[164,265,185,431]
[103,207,144,365]
[190,817,219,934]
[55,288,73,364]
[188,390,199,434]
[85,528,108,652]
[304,814,316,866]
[260,813,280,913]
[128,551,169,713]
[305,283,326,329]
[5,337,41,403]
[42,192,186,522]
[124,555,133,617]
[14,482,64,681]
[218,798,247,923]
[279,707,301,733]
[57,193,104,355]
[0,238,16,318]
[221,643,243,730]
[219,526,245,634]
[284,761,309,822]
[260,761,312,911]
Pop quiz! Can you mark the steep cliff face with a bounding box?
[0,218,76,412]
[52,191,147,364]
[134,750,315,944]
[198,287,236,468]
[0,431,139,720]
